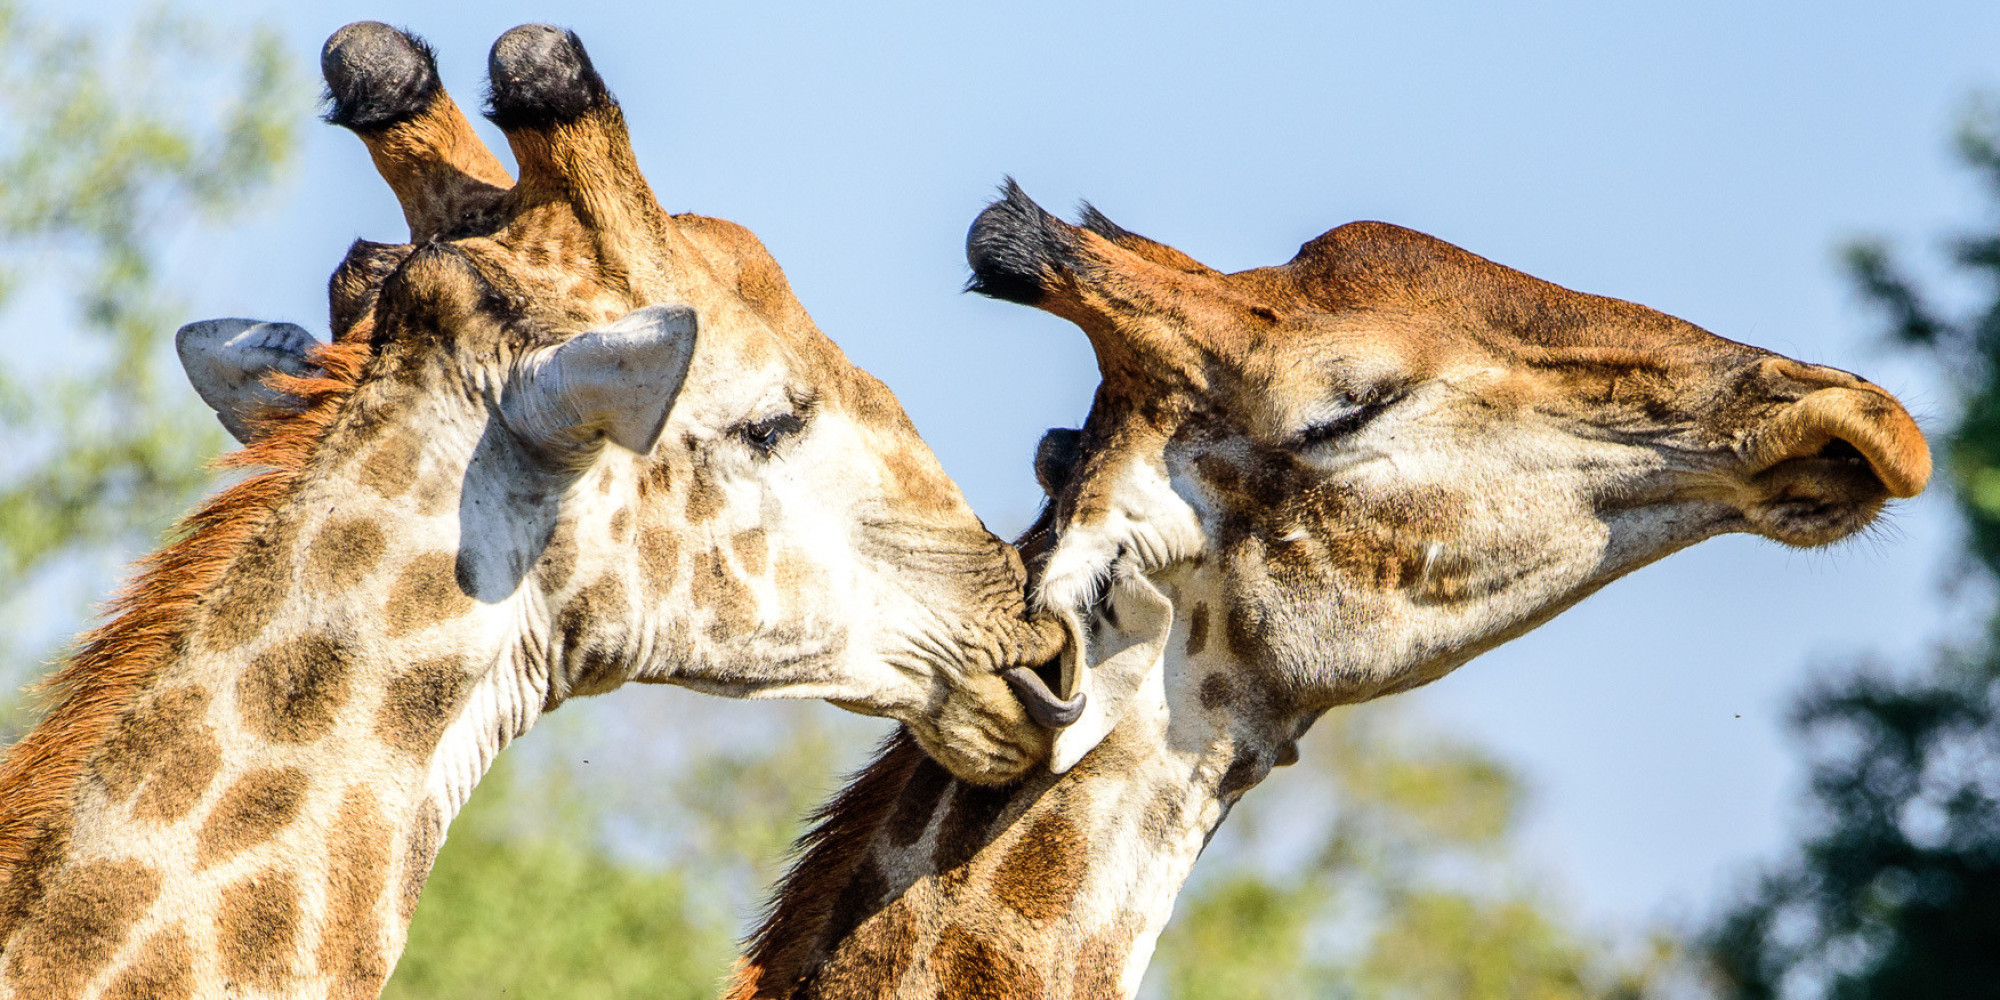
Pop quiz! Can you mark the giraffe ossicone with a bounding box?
[729,183,1932,999]
[0,24,1076,1000]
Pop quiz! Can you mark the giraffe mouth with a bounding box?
[1004,662,1085,728]
[1737,387,1928,547]
[1742,440,1896,547]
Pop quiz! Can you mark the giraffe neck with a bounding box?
[733,574,1281,1000]
[0,379,573,999]
[732,730,1241,1000]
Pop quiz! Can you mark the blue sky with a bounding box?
[33,0,2000,940]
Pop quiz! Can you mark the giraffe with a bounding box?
[0,28,1078,999]
[724,182,1934,999]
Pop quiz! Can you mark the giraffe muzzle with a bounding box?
[1738,385,1931,546]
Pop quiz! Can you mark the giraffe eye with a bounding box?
[1289,392,1401,450]
[739,411,806,455]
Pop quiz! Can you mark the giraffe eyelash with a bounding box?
[1289,391,1402,449]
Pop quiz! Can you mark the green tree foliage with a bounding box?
[385,699,872,998]
[0,0,299,734]
[1704,99,2000,1000]
[383,752,731,1000]
[1148,705,1669,1000]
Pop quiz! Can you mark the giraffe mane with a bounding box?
[727,728,931,1000]
[0,338,372,940]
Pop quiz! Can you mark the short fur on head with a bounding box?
[722,185,1934,1000]
[0,27,1078,996]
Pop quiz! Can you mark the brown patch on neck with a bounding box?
[2,858,161,997]
[237,633,355,744]
[0,340,369,945]
[320,786,393,998]
[305,517,387,593]
[990,812,1087,923]
[216,868,300,992]
[934,923,1047,1000]
[726,730,935,1000]
[384,551,475,636]
[196,766,309,868]
[103,924,194,1000]
[398,799,444,922]
[375,657,472,757]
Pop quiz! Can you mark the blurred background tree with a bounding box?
[0,0,297,738]
[1145,705,1673,1000]
[1703,99,2000,1000]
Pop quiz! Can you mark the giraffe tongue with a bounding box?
[1003,666,1086,728]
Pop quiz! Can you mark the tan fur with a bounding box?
[731,190,1937,998]
[0,340,368,942]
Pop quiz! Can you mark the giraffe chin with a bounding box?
[907,668,1053,785]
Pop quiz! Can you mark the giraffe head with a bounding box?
[969,182,1930,772]
[176,26,1077,784]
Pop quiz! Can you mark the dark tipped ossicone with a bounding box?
[1004,665,1085,729]
[321,22,441,130]
[965,178,1079,306]
[485,24,612,130]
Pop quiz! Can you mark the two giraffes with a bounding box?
[0,22,1930,1000]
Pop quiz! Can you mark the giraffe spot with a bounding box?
[414,475,456,517]
[732,527,768,578]
[203,521,295,652]
[196,767,308,868]
[934,923,1045,1000]
[357,433,422,499]
[94,686,209,803]
[771,549,820,609]
[805,895,919,998]
[638,527,679,599]
[991,812,1087,923]
[385,551,474,636]
[237,633,354,744]
[102,925,194,1000]
[555,575,629,696]
[376,657,471,756]
[935,781,1010,889]
[1224,597,1267,664]
[886,756,952,847]
[400,799,444,922]
[540,518,580,594]
[1074,918,1141,999]
[609,507,632,541]
[320,787,392,998]
[1,859,160,998]
[1147,782,1186,833]
[1199,673,1233,710]
[694,551,757,641]
[598,469,616,495]
[305,518,386,593]
[130,725,221,824]
[685,470,725,523]
[216,869,299,992]
[1185,601,1210,657]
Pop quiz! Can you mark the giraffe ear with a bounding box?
[175,319,324,444]
[1047,571,1176,773]
[507,303,698,456]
